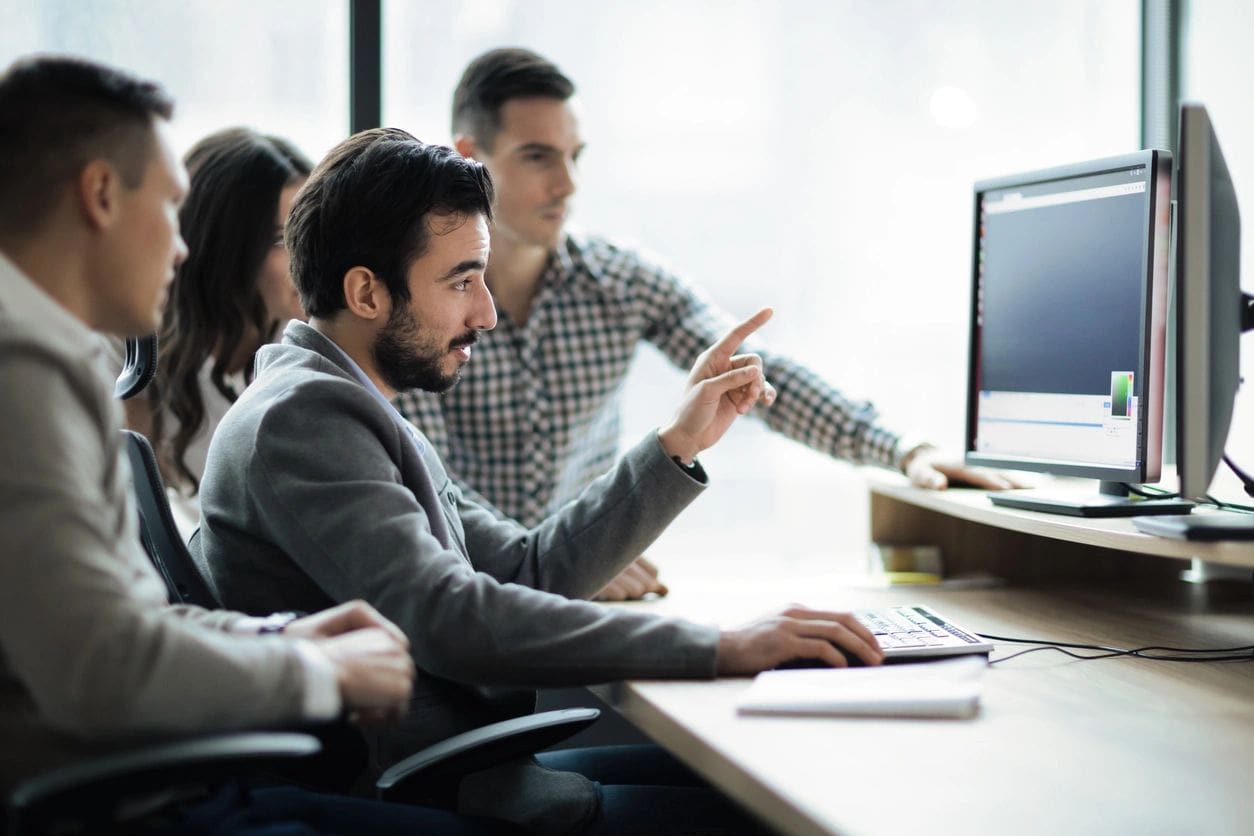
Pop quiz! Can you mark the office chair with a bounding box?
[112,335,600,799]
[124,426,219,607]
[5,733,321,836]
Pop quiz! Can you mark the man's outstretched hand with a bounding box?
[658,307,778,463]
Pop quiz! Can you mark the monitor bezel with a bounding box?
[964,149,1173,484]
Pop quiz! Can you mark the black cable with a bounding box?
[1122,483,1180,499]
[988,646,1126,664]
[982,634,1123,652]
[1202,495,1254,515]
[1223,453,1254,498]
[1133,642,1254,653]
[979,633,1254,666]
[982,633,1254,653]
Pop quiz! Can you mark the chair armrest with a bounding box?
[376,708,599,803]
[7,732,319,835]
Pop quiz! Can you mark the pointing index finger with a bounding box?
[710,307,773,360]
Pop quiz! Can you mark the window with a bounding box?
[0,0,349,160]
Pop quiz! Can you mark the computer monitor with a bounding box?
[964,151,1192,517]
[1175,103,1253,500]
[1131,103,1254,542]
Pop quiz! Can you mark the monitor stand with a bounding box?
[989,480,1194,518]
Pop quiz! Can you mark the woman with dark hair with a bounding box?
[131,127,313,537]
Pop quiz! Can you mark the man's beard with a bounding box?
[372,303,476,394]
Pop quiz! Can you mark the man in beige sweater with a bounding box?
[0,55,506,835]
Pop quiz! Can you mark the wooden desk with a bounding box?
[593,482,1254,836]
[869,481,1254,579]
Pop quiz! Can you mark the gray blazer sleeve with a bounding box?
[245,378,720,686]
[0,340,311,739]
[455,432,699,596]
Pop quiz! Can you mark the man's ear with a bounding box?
[453,134,480,161]
[342,266,388,321]
[77,160,120,232]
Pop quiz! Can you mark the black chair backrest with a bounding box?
[114,334,221,609]
[122,430,221,609]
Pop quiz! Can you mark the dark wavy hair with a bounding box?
[147,127,311,490]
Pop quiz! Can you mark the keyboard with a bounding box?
[856,605,994,660]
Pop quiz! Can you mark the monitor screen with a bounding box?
[965,151,1176,511]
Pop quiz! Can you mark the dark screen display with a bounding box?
[978,181,1146,397]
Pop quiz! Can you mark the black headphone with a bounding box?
[113,334,158,400]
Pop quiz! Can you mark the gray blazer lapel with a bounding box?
[269,322,457,552]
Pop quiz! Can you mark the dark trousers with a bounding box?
[142,744,771,835]
[157,783,524,835]
[537,744,774,836]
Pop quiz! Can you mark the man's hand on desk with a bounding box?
[715,606,885,674]
[594,555,669,601]
[901,445,1026,491]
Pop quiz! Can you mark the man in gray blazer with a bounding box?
[0,55,521,835]
[197,127,882,834]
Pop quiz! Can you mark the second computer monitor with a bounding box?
[964,150,1189,516]
[1175,102,1249,501]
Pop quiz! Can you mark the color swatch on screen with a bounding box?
[1110,371,1133,417]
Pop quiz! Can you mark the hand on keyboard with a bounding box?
[715,606,885,675]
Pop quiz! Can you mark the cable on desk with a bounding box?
[978,633,1254,665]
[1201,494,1254,515]
[1222,453,1254,498]
[1121,483,1180,499]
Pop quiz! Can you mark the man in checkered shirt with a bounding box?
[394,48,1013,600]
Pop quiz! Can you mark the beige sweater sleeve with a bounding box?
[0,333,312,740]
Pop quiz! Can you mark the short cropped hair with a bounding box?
[451,48,575,151]
[286,128,495,318]
[0,55,174,237]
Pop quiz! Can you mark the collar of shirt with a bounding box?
[316,330,427,455]
[522,233,618,307]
